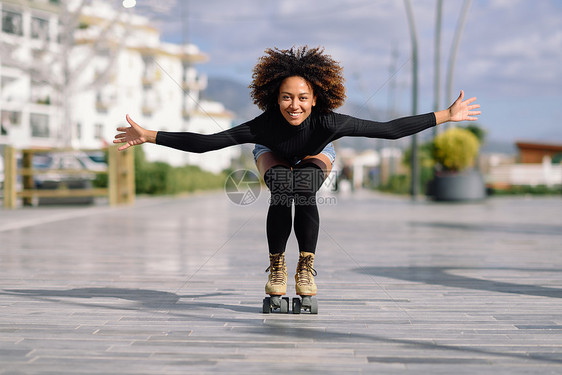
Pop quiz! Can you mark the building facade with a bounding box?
[0,0,237,173]
[1,0,61,149]
[515,141,562,164]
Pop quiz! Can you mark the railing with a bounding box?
[2,146,135,209]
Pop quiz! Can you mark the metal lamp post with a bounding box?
[403,0,419,200]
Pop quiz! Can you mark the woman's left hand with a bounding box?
[448,90,481,122]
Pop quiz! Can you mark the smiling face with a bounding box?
[277,76,317,126]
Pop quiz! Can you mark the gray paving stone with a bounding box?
[1,192,562,374]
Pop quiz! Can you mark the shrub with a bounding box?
[433,127,480,172]
[166,165,226,195]
[134,146,225,195]
[490,184,562,196]
[378,174,410,194]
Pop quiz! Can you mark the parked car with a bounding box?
[33,151,107,205]
[84,151,108,167]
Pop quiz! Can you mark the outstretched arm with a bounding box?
[434,90,481,125]
[114,114,157,151]
[114,114,258,153]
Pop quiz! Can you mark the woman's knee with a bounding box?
[256,152,290,178]
[293,163,326,194]
[264,165,294,206]
[264,165,292,190]
[301,153,333,177]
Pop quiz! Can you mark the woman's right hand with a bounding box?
[114,114,157,151]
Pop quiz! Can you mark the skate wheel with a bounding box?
[301,295,312,308]
[310,298,318,314]
[262,297,271,314]
[292,298,302,314]
[270,295,281,308]
[280,297,289,314]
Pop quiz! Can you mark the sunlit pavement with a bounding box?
[1,191,562,374]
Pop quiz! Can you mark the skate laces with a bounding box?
[265,254,286,284]
[296,255,317,285]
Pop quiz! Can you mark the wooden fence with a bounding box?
[2,146,135,209]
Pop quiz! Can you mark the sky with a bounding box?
[137,0,562,145]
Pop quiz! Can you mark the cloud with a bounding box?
[138,0,562,142]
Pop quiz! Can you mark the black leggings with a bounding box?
[263,163,327,255]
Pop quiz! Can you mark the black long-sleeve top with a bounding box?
[156,109,436,165]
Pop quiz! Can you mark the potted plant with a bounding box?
[428,125,486,201]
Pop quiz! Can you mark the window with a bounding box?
[1,110,21,127]
[31,80,52,105]
[1,110,21,135]
[76,122,82,140]
[94,123,104,140]
[31,16,49,40]
[30,113,50,138]
[2,10,23,36]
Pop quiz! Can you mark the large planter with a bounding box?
[428,168,486,202]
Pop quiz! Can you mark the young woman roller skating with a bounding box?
[114,46,481,314]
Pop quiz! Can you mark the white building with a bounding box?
[0,0,237,173]
[1,0,61,149]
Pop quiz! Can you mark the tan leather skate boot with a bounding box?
[265,253,287,295]
[295,252,317,296]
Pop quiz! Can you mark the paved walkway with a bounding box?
[1,191,562,374]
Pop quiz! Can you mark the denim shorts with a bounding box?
[252,142,336,165]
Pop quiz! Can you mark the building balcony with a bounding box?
[182,109,192,120]
[95,100,109,113]
[142,105,155,116]
[142,70,161,86]
[182,75,207,91]
[34,96,51,105]
[0,32,22,47]
[95,89,115,113]
[74,28,97,44]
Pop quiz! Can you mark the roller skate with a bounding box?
[292,252,318,314]
[262,253,289,313]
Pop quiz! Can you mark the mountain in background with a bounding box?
[203,76,516,155]
[202,77,259,124]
